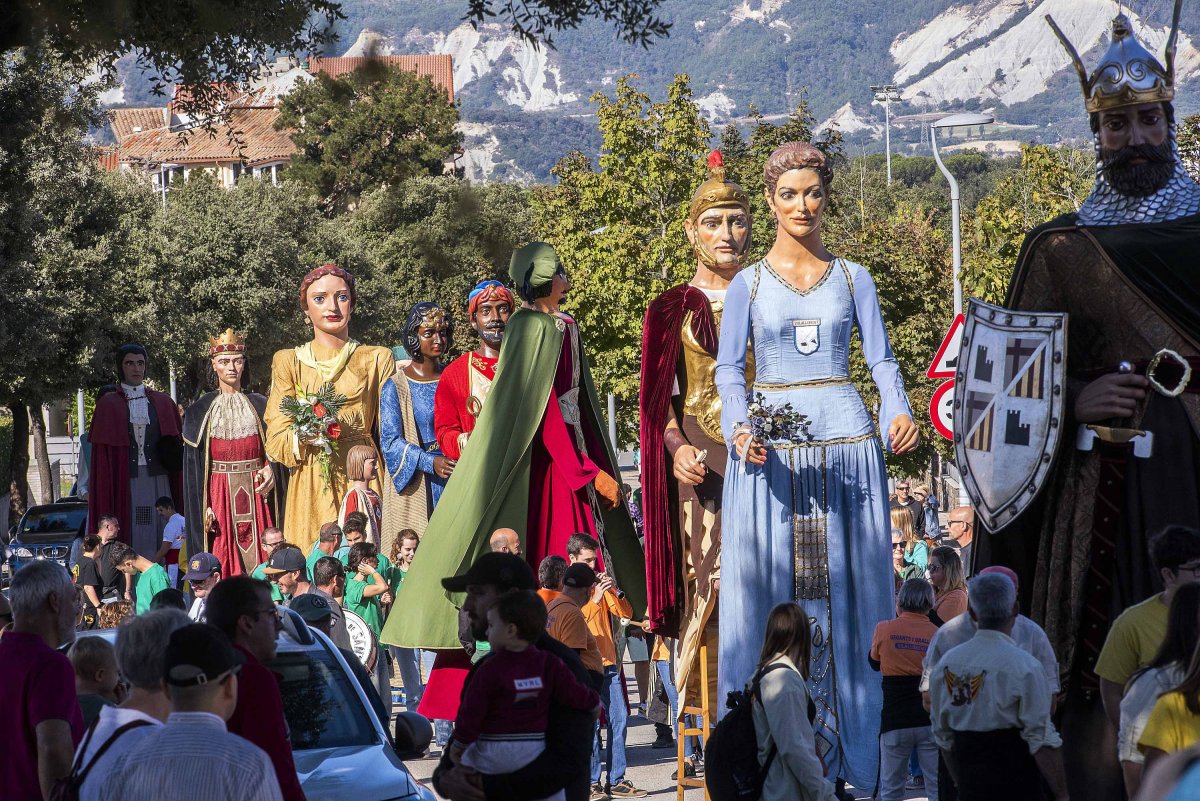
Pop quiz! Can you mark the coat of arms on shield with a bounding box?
[953,298,1067,532]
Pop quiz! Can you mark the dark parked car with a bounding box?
[3,500,88,587]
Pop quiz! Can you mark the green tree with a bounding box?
[0,48,133,511]
[964,144,1092,304]
[113,174,327,399]
[324,175,536,357]
[463,0,670,45]
[3,0,342,120]
[533,74,710,443]
[278,62,463,214]
[1178,112,1200,181]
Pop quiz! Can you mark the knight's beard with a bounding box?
[1100,141,1176,198]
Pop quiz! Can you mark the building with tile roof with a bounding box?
[102,54,456,191]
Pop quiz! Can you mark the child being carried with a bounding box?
[449,588,601,801]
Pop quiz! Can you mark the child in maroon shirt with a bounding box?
[451,589,599,800]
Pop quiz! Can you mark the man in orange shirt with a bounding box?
[546,564,604,678]
[538,555,567,605]
[566,535,646,799]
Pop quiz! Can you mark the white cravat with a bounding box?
[122,383,150,465]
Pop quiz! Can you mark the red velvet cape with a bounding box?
[88,389,182,542]
[638,284,718,637]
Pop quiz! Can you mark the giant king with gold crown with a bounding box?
[182,328,286,578]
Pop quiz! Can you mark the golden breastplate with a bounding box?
[681,303,754,442]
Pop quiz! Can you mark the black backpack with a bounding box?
[705,663,790,801]
[50,717,154,801]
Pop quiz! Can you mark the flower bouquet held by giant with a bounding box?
[279,382,347,494]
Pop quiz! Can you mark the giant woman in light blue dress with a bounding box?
[715,142,919,790]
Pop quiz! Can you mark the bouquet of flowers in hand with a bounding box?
[280,382,347,494]
[747,392,813,444]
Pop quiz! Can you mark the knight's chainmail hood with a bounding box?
[1077,120,1200,226]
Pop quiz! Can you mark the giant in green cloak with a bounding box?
[381,307,646,649]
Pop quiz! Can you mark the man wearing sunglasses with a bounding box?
[207,577,304,801]
[891,481,927,536]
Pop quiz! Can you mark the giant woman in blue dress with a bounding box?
[715,142,919,789]
[380,302,454,558]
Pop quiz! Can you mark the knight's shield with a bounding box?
[953,298,1067,532]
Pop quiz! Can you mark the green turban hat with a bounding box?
[509,242,562,294]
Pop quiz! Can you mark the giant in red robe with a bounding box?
[433,352,497,460]
[88,388,182,545]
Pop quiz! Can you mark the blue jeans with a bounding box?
[389,647,436,712]
[654,659,698,757]
[591,665,628,786]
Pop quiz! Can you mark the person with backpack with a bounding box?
[73,609,190,801]
[708,602,835,801]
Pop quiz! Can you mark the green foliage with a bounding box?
[0,47,127,406]
[278,63,462,213]
[532,74,710,443]
[964,144,1093,303]
[1178,113,1200,181]
[4,0,342,122]
[112,173,321,396]
[101,173,533,400]
[463,0,670,46]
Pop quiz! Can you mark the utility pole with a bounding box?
[871,84,902,184]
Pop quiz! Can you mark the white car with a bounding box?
[78,610,434,801]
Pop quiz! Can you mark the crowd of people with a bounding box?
[5,7,1200,801]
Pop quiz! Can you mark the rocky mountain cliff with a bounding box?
[324,0,1200,181]
[107,1,1200,181]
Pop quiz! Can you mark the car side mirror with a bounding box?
[393,712,433,760]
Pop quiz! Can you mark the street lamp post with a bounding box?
[930,112,993,507]
[871,84,902,184]
[929,112,994,317]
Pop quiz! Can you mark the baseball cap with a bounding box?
[261,547,306,575]
[563,563,596,589]
[164,623,245,686]
[289,593,333,624]
[183,552,221,581]
[441,552,536,593]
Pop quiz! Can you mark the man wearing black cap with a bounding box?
[96,623,282,801]
[182,552,222,622]
[262,545,311,599]
[433,552,595,801]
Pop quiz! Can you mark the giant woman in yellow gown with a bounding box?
[265,265,395,552]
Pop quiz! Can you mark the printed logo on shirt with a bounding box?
[944,667,986,706]
[514,676,544,708]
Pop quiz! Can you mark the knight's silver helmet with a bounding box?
[1047,0,1200,225]
[1047,8,1179,114]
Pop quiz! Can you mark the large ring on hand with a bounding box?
[1147,348,1192,398]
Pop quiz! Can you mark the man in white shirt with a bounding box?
[98,623,283,801]
[154,498,186,585]
[920,565,1059,710]
[76,610,189,801]
[182,553,222,622]
[930,574,1069,801]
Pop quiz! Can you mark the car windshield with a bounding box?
[270,647,377,750]
[20,507,87,536]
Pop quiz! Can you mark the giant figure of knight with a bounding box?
[182,329,285,577]
[383,242,647,653]
[88,343,183,558]
[640,151,753,717]
[981,6,1200,799]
